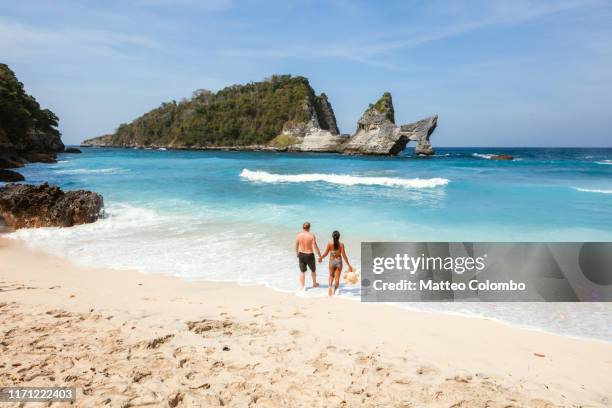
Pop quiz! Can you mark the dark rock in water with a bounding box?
[0,183,104,229]
[0,169,25,182]
[22,151,57,163]
[0,147,59,166]
[0,154,27,169]
[490,154,514,161]
[64,147,82,153]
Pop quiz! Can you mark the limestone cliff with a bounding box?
[314,93,339,135]
[401,116,438,156]
[341,93,437,156]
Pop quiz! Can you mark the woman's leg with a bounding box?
[333,264,343,294]
[328,264,335,296]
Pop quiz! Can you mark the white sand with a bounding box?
[1,237,610,407]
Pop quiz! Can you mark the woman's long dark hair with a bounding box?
[332,230,340,250]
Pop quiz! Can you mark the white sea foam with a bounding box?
[595,160,612,165]
[6,202,610,342]
[574,187,612,194]
[56,167,129,174]
[240,169,449,188]
[7,203,306,291]
[472,153,495,159]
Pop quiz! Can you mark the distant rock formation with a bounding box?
[82,75,437,156]
[490,154,514,161]
[289,92,437,156]
[401,116,438,156]
[64,147,82,153]
[81,134,113,148]
[0,183,104,229]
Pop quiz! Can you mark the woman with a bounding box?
[319,230,353,296]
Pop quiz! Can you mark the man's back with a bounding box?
[296,231,315,253]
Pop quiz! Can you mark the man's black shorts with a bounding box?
[298,252,316,273]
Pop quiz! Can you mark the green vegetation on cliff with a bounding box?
[0,63,60,146]
[86,75,336,148]
[368,92,395,123]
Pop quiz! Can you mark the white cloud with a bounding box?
[133,0,233,10]
[0,17,158,59]
[218,0,602,68]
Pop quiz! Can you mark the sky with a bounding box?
[1,0,611,147]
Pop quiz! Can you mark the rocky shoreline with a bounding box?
[0,183,104,229]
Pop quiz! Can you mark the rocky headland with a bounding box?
[0,64,66,180]
[0,183,104,229]
[82,75,438,156]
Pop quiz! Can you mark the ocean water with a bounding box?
[4,147,612,341]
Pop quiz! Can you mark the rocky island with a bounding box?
[82,75,438,156]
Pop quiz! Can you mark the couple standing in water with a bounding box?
[295,222,353,296]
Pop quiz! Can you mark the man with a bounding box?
[295,221,322,290]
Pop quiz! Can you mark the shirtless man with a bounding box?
[295,222,322,290]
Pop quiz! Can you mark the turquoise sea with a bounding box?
[5,147,612,341]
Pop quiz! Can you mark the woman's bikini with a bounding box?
[330,244,342,269]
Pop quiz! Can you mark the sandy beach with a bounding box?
[0,237,610,407]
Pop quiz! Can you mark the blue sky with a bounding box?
[2,0,611,146]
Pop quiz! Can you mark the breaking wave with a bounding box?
[240,169,449,188]
[595,160,612,165]
[574,187,612,194]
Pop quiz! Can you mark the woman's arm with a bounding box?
[319,243,330,262]
[341,244,353,271]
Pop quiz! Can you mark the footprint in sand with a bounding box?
[416,365,437,375]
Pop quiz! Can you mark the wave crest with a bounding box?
[240,169,449,188]
[574,187,612,194]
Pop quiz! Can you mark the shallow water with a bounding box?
[6,147,612,341]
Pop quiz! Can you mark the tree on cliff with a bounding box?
[0,64,60,142]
